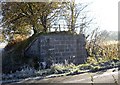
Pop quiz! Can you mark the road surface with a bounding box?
[17,68,119,84]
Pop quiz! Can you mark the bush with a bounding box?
[49,63,77,74]
[87,57,97,64]
[116,62,120,66]
[78,64,93,70]
[65,63,76,70]
[50,64,65,74]
[91,66,101,71]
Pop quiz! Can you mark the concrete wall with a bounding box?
[25,33,87,65]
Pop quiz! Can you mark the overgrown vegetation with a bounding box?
[2,33,42,73]
[2,58,120,82]
[86,40,119,66]
[37,58,120,76]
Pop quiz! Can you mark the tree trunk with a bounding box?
[43,26,47,33]
[41,16,47,33]
[32,25,37,35]
[70,1,75,32]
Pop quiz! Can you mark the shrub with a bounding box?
[65,63,76,70]
[78,63,93,70]
[50,64,65,74]
[49,63,77,74]
[91,66,101,71]
[87,57,97,64]
[116,62,120,67]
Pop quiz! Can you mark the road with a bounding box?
[17,68,119,84]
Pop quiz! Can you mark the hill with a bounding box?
[106,31,118,41]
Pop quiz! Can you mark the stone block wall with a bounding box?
[25,33,87,65]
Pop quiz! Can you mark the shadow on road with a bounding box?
[96,69,107,75]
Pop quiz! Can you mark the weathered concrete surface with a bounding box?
[25,33,87,65]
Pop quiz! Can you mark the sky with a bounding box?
[76,0,119,32]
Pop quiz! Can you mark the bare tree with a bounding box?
[60,0,92,33]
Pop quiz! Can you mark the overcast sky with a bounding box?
[76,0,119,31]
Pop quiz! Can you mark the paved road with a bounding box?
[18,68,119,84]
